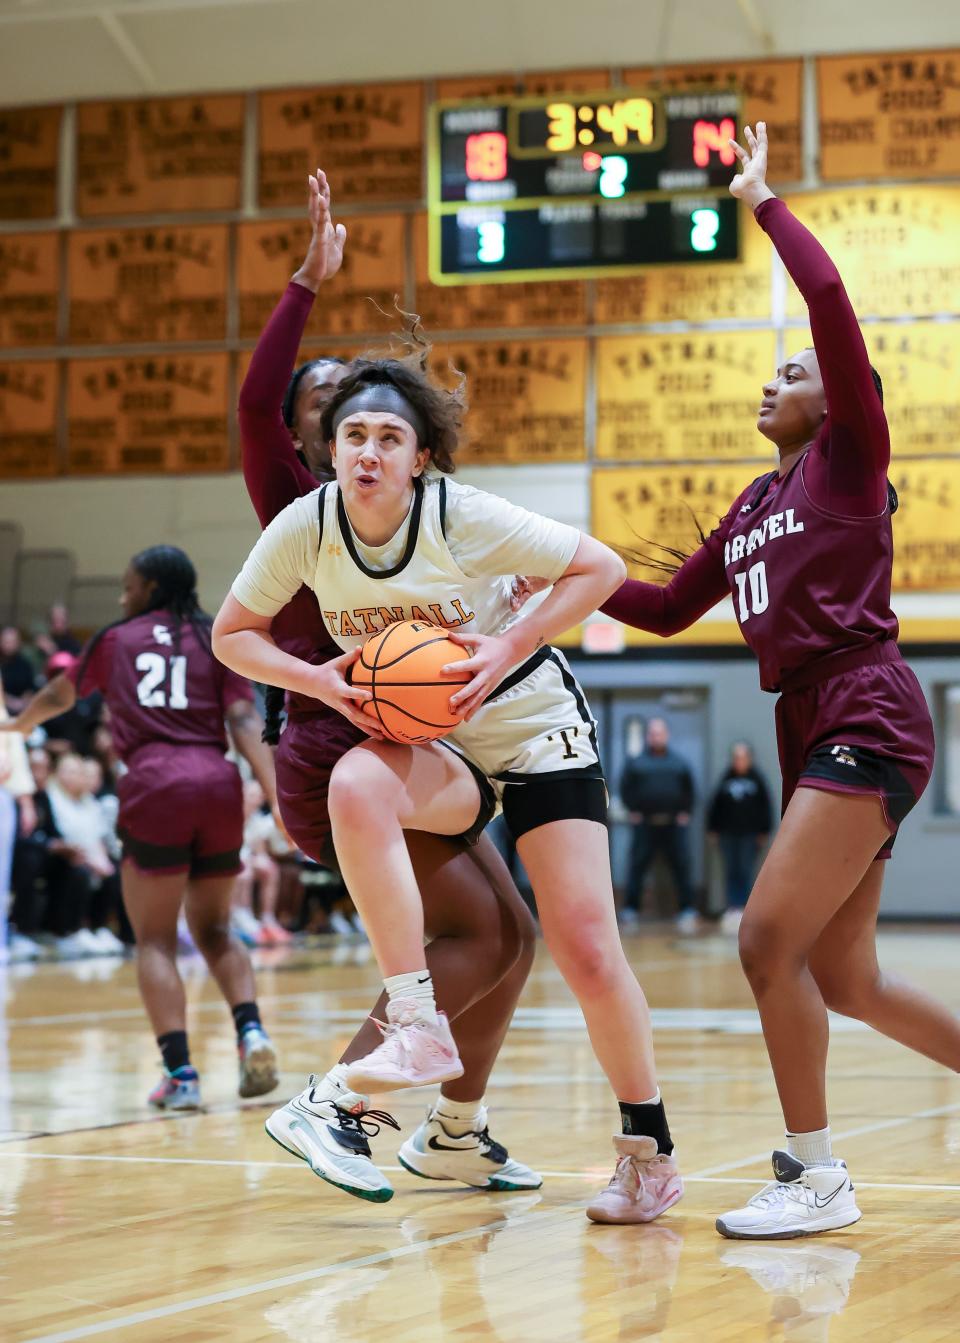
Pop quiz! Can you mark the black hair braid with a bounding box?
[261,684,286,745]
[611,505,712,578]
[130,545,211,654]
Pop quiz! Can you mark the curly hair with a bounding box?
[320,313,466,474]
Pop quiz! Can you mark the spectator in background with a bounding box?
[46,752,124,955]
[28,746,52,792]
[39,653,101,757]
[620,717,698,934]
[1,627,37,714]
[91,723,122,793]
[34,604,82,660]
[1,696,38,960]
[708,741,772,936]
[233,780,293,947]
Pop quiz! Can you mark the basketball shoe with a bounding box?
[148,1065,201,1111]
[397,1104,543,1190]
[238,1025,279,1098]
[586,1135,683,1224]
[343,1000,463,1093]
[265,1076,399,1202]
[715,1151,861,1239]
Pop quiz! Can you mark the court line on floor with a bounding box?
[23,1203,577,1343]
[2,1150,959,1196]
[685,1099,960,1178]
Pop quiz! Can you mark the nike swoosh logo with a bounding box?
[427,1134,471,1153]
[814,1181,848,1208]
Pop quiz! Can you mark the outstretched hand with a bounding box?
[292,168,347,293]
[728,121,776,211]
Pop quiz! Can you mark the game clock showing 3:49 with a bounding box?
[428,88,741,284]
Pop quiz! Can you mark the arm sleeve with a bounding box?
[444,483,581,581]
[600,542,729,635]
[230,494,320,618]
[755,198,888,515]
[239,281,319,527]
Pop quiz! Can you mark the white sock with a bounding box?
[384,970,437,1023]
[310,1063,368,1109]
[786,1125,833,1167]
[434,1095,485,1135]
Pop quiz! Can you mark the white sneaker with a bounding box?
[265,1076,398,1203]
[75,928,105,956]
[397,1105,542,1190]
[721,1242,861,1321]
[675,909,700,936]
[52,932,91,959]
[328,910,354,937]
[350,911,368,940]
[720,908,743,935]
[7,933,43,961]
[92,926,126,955]
[716,1151,862,1240]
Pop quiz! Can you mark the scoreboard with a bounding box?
[428,88,741,284]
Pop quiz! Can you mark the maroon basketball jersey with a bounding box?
[70,609,253,762]
[719,453,898,692]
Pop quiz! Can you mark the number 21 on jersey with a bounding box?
[136,652,189,708]
[733,560,769,622]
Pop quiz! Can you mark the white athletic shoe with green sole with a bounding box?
[397,1106,542,1190]
[265,1076,399,1203]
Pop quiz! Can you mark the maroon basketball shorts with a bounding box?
[776,650,934,860]
[275,710,366,866]
[118,745,243,878]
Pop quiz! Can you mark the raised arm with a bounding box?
[239,169,346,525]
[731,123,888,512]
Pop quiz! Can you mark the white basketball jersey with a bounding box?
[314,476,518,653]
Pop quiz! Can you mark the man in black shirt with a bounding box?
[620,718,697,932]
[707,741,771,934]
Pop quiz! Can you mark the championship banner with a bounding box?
[818,51,960,181]
[783,187,960,319]
[412,214,587,331]
[429,339,588,464]
[890,460,960,592]
[625,59,804,182]
[0,233,59,346]
[0,361,58,477]
[258,83,423,206]
[68,226,228,344]
[592,464,750,645]
[76,96,244,215]
[0,106,61,219]
[237,215,407,339]
[593,202,770,324]
[66,354,229,475]
[434,74,518,101]
[596,331,776,462]
[869,322,960,457]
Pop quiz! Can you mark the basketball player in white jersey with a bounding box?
[213,353,682,1224]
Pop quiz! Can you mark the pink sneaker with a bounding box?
[343,1000,464,1094]
[586,1134,683,1224]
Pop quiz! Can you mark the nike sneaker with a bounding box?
[265,1075,399,1202]
[716,1151,861,1239]
[397,1104,542,1190]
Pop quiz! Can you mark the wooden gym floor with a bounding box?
[3,926,959,1342]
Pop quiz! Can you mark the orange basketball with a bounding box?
[352,620,472,745]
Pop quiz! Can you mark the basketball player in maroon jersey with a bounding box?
[239,170,541,1203]
[3,546,281,1110]
[598,124,957,1238]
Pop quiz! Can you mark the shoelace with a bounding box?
[748,1180,808,1209]
[473,1127,508,1164]
[334,1105,401,1141]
